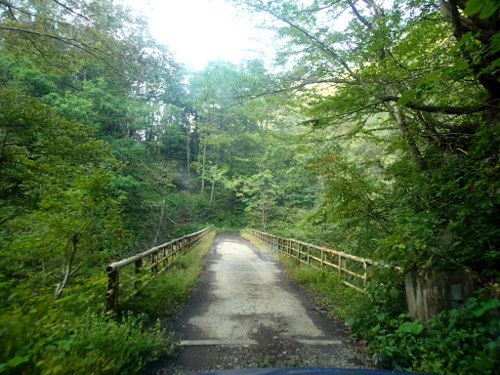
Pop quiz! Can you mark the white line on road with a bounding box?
[179,339,342,346]
[179,339,258,346]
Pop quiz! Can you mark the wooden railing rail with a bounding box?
[106,227,211,312]
[246,228,400,292]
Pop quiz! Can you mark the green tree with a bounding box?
[242,169,279,231]
[234,0,500,278]
[0,77,124,298]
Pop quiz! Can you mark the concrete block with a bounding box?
[405,268,475,322]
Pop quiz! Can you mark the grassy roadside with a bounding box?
[279,256,358,322]
[122,230,215,321]
[240,231,275,254]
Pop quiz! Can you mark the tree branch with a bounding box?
[347,0,372,29]
[0,26,113,58]
[53,219,93,300]
[300,3,338,13]
[152,198,165,246]
[250,3,370,89]
[250,78,357,99]
[50,0,91,22]
[0,25,133,77]
[0,0,17,20]
[0,130,8,157]
[54,233,79,300]
[0,0,33,18]
[376,95,487,114]
[300,102,379,126]
[0,212,21,227]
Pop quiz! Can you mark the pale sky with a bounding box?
[119,0,276,71]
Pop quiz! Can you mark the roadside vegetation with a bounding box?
[1,0,499,374]
[0,230,214,375]
[121,231,215,321]
[254,242,499,374]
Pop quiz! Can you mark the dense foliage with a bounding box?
[1,0,498,373]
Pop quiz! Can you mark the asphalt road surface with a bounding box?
[152,233,373,374]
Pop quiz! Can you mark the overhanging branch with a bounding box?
[376,95,487,114]
[50,0,91,22]
[250,78,358,99]
[0,26,112,58]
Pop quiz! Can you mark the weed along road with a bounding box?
[157,233,373,374]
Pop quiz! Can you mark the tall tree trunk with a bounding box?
[261,207,266,231]
[200,140,206,193]
[152,198,165,246]
[186,127,190,177]
[210,178,215,203]
[388,101,426,171]
[54,233,81,300]
[210,151,220,205]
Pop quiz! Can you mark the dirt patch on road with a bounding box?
[147,233,373,374]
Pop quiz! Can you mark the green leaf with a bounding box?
[464,0,484,15]
[481,298,500,310]
[471,298,500,316]
[480,1,499,18]
[449,31,475,54]
[5,355,30,368]
[396,89,415,105]
[7,292,18,302]
[397,321,424,335]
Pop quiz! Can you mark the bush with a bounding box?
[0,308,174,375]
[0,230,215,375]
[345,269,407,340]
[370,294,500,374]
[35,313,173,375]
[0,271,179,375]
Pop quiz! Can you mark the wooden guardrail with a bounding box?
[247,228,400,292]
[106,227,211,312]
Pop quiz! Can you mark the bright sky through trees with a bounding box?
[120,0,275,70]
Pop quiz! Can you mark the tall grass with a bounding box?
[279,256,358,321]
[122,231,215,320]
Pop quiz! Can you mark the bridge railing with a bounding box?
[246,228,400,292]
[106,227,211,312]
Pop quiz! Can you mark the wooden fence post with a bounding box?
[340,256,347,279]
[364,262,371,285]
[135,259,142,289]
[338,254,342,277]
[106,267,119,312]
[151,253,158,275]
[105,227,211,312]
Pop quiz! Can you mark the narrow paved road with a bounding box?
[154,233,372,374]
